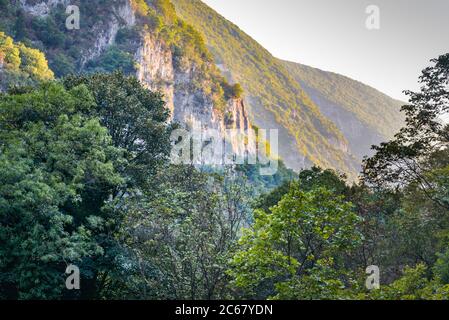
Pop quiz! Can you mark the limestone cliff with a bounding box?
[16,0,253,158]
[135,30,252,157]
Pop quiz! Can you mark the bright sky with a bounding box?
[202,0,449,101]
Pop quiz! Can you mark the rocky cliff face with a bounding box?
[136,32,175,116]
[79,1,136,67]
[135,30,253,158]
[16,0,253,159]
[19,0,136,67]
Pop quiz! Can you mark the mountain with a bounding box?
[1,0,255,162]
[0,0,404,179]
[171,0,405,176]
[281,61,405,160]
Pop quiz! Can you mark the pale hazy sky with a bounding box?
[202,0,449,101]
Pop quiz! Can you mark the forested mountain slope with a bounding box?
[0,0,258,164]
[172,0,404,175]
[0,0,404,179]
[282,61,405,159]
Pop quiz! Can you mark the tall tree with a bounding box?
[363,54,449,210]
[0,82,124,299]
[229,184,362,299]
[63,72,175,190]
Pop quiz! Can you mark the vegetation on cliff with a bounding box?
[0,32,53,90]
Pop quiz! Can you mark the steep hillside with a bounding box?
[0,0,404,179]
[0,0,256,162]
[282,61,405,159]
[172,0,404,174]
[172,0,359,177]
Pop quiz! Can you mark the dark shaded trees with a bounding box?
[0,72,174,299]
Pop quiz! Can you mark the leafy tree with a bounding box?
[50,53,76,78]
[63,72,175,190]
[230,83,243,99]
[434,247,449,285]
[229,184,362,299]
[255,181,292,213]
[0,82,125,299]
[115,166,252,299]
[18,43,54,80]
[13,10,27,41]
[364,54,449,210]
[360,55,449,288]
[0,32,21,70]
[0,72,174,299]
[298,166,349,194]
[0,32,53,91]
[347,185,402,277]
[32,16,65,48]
[223,82,244,99]
[369,264,449,300]
[255,166,347,213]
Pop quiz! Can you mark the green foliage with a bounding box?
[360,55,449,285]
[223,82,244,100]
[435,247,449,285]
[364,54,449,193]
[230,83,243,99]
[50,53,76,78]
[0,72,174,299]
[13,10,27,41]
[63,72,174,188]
[354,54,449,300]
[368,264,449,300]
[229,185,362,299]
[32,16,65,48]
[116,166,252,299]
[0,82,124,299]
[255,166,348,213]
[298,166,349,194]
[116,27,142,46]
[85,46,137,74]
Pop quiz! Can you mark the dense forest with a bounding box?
[1,54,448,299]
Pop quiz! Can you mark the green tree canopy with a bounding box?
[0,82,124,299]
[229,184,362,299]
